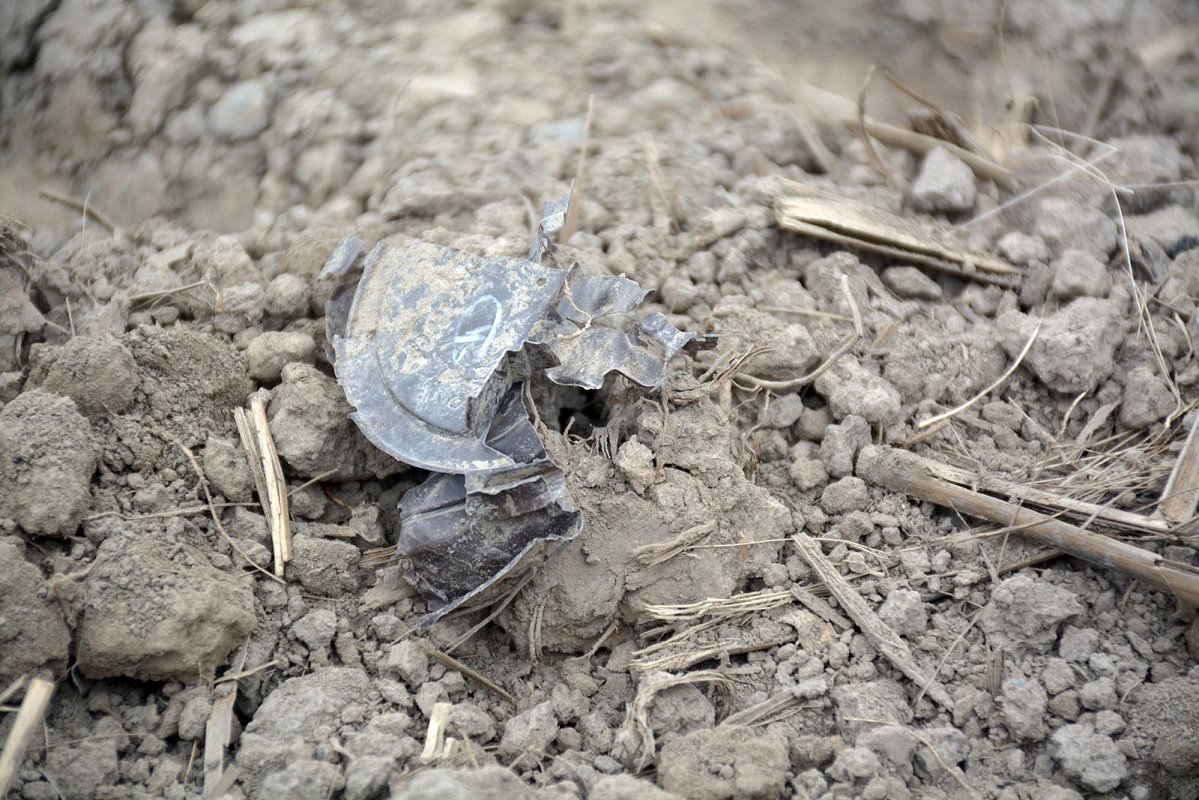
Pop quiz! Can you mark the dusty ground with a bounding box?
[3,1,1199,798]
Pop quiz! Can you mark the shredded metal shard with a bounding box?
[326,241,566,474]
[322,194,692,624]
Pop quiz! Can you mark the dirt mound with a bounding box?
[1,1,1199,799]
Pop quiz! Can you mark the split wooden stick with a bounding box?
[202,688,237,799]
[858,446,1199,607]
[0,678,54,796]
[1158,413,1199,525]
[792,532,953,710]
[235,394,292,576]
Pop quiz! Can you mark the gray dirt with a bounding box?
[1,1,1198,799]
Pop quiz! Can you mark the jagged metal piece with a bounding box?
[319,235,365,363]
[542,311,694,389]
[397,387,582,625]
[528,265,694,389]
[558,270,646,321]
[399,469,582,627]
[529,191,571,263]
[326,240,566,473]
[321,192,693,626]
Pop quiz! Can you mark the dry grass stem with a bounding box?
[1057,390,1089,440]
[0,677,55,797]
[796,82,1013,185]
[642,588,793,623]
[914,608,984,708]
[621,670,732,770]
[213,660,281,685]
[737,275,863,392]
[643,134,676,232]
[722,689,805,727]
[129,279,211,305]
[287,469,338,497]
[422,644,516,706]
[632,521,717,566]
[757,306,853,322]
[170,435,283,585]
[844,717,973,792]
[573,622,618,663]
[84,503,255,523]
[917,317,1042,429]
[959,134,1116,232]
[670,345,772,405]
[38,188,118,235]
[446,573,535,654]
[559,94,593,242]
[1011,126,1179,407]
[640,637,790,669]
[687,536,794,551]
[918,453,1170,535]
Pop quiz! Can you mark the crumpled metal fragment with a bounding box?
[322,194,692,625]
[324,239,567,473]
[396,387,583,618]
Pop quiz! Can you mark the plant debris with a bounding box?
[776,183,1025,287]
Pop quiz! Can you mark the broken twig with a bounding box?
[858,446,1199,606]
[422,643,516,706]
